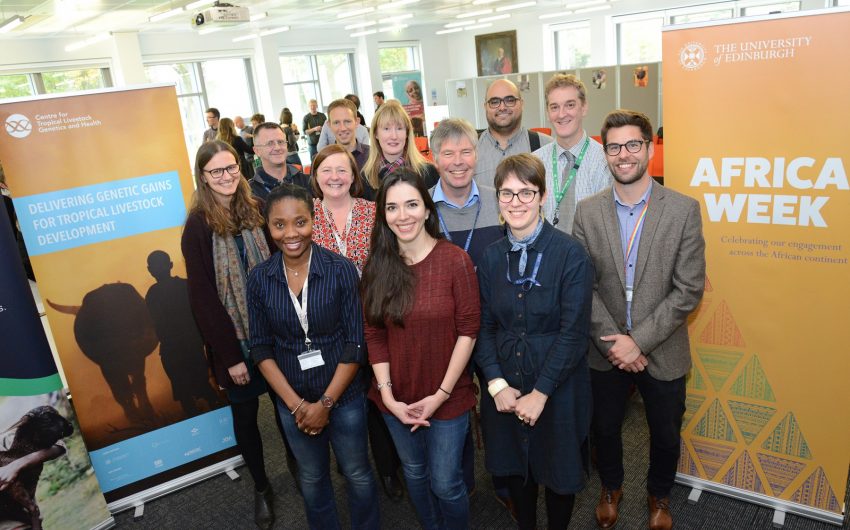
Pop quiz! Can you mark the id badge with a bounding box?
[298,349,325,371]
[625,287,634,303]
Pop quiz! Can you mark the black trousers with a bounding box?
[231,390,298,491]
[366,398,401,477]
[590,368,686,498]
[506,473,575,530]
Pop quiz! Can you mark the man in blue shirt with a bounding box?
[573,110,705,530]
[430,118,502,267]
[250,123,310,200]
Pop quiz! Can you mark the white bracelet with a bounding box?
[488,378,509,398]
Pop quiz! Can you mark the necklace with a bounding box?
[285,262,307,276]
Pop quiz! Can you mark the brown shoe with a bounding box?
[647,495,672,530]
[595,487,623,528]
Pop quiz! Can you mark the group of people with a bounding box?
[181,73,705,530]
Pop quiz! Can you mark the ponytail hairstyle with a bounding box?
[361,169,440,327]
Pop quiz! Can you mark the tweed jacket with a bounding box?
[573,182,706,381]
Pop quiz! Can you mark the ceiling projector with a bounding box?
[194,3,250,26]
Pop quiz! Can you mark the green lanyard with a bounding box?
[551,136,590,208]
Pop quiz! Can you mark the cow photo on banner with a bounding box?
[0,85,240,506]
[662,7,850,525]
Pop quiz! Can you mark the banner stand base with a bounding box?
[687,486,702,504]
[107,455,244,515]
[675,473,843,526]
[226,469,241,481]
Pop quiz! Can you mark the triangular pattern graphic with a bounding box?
[692,399,737,442]
[790,467,841,512]
[756,453,807,496]
[729,355,776,402]
[691,438,736,479]
[722,451,765,493]
[677,439,699,476]
[727,400,776,445]
[686,364,707,392]
[761,413,812,459]
[683,394,706,429]
[697,348,743,392]
[704,274,713,292]
[699,301,746,347]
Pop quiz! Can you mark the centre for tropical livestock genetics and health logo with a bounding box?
[5,113,32,138]
[679,42,706,70]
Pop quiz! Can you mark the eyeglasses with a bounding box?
[203,164,240,179]
[257,139,287,149]
[604,140,649,156]
[486,95,521,109]
[497,189,538,204]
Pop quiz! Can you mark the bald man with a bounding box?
[474,79,553,195]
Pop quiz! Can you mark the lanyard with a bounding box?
[505,252,543,291]
[436,200,481,253]
[283,250,313,348]
[551,137,590,209]
[322,200,354,258]
[624,199,650,280]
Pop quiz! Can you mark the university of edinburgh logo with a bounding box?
[5,114,32,138]
[679,42,706,70]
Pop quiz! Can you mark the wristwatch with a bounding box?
[320,394,335,409]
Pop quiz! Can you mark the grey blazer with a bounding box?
[573,183,706,381]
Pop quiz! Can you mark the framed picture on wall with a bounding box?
[475,31,519,76]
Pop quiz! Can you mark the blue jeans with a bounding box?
[383,412,470,530]
[278,394,380,530]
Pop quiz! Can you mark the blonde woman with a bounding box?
[361,100,438,200]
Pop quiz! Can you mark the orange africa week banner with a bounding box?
[663,8,849,524]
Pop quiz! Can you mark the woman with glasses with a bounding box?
[310,144,406,500]
[216,117,254,178]
[361,170,480,529]
[475,153,594,530]
[247,183,380,530]
[181,141,277,529]
[361,100,438,200]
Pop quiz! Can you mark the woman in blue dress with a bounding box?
[475,153,594,529]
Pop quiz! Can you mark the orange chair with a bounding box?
[303,165,311,175]
[414,136,433,162]
[649,143,663,178]
[530,127,552,136]
[591,135,602,144]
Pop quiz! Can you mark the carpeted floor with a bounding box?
[112,394,849,529]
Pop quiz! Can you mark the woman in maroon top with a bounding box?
[361,169,480,530]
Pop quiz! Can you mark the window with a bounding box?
[378,45,421,101]
[378,46,419,73]
[145,59,256,164]
[617,17,663,64]
[280,52,356,125]
[0,68,111,101]
[741,1,800,16]
[0,74,35,99]
[671,8,734,25]
[554,22,592,69]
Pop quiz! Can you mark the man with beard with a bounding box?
[474,79,552,197]
[573,110,705,530]
[533,74,611,234]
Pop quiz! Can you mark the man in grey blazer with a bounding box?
[573,110,705,530]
